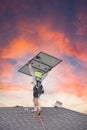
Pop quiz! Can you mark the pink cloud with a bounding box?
[53,64,87,101]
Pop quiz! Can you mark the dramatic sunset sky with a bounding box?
[0,0,87,114]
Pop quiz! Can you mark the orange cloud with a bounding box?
[2,21,85,63]
[60,81,87,97]
[0,60,13,78]
[1,38,39,59]
[43,30,87,63]
[30,24,87,63]
[0,84,31,91]
[0,84,18,91]
[1,23,63,61]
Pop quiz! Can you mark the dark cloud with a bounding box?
[73,0,87,36]
[0,0,86,45]
[0,0,79,37]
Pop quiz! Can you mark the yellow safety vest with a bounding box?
[34,71,43,78]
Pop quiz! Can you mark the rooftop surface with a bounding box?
[0,107,87,130]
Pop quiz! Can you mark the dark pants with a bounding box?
[33,85,44,98]
[33,87,39,98]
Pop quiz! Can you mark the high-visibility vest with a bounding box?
[34,71,43,78]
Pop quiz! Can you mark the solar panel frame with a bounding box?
[18,52,62,76]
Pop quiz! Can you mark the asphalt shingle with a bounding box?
[0,107,87,130]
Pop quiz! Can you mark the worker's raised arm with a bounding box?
[28,64,36,85]
[42,72,48,81]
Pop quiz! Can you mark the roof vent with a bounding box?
[54,101,62,108]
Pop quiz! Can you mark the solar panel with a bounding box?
[18,52,62,76]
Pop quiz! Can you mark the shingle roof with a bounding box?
[0,107,87,130]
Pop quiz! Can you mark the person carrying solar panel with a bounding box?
[29,63,48,115]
